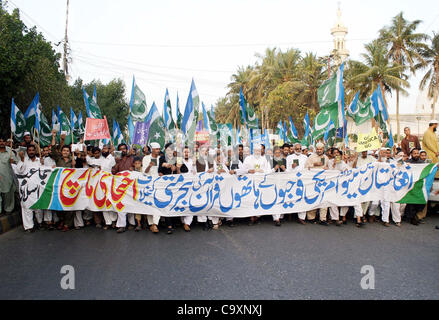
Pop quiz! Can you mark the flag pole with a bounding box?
[34,127,42,159]
[9,132,13,159]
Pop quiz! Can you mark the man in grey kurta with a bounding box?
[0,137,16,215]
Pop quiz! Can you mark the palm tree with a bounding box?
[297,52,326,114]
[348,40,409,100]
[379,12,428,142]
[419,32,439,119]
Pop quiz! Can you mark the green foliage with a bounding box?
[0,1,129,137]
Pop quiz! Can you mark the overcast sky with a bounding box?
[6,0,439,118]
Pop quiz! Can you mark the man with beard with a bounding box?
[112,144,135,233]
[193,144,216,230]
[271,147,286,226]
[369,148,402,227]
[422,120,439,164]
[405,148,427,225]
[243,144,272,225]
[305,143,330,225]
[142,143,162,233]
[0,137,16,217]
[15,145,45,232]
[286,143,309,225]
[353,150,376,221]
[282,144,290,159]
[238,144,244,163]
[420,150,428,162]
[159,143,189,234]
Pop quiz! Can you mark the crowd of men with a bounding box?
[1,120,439,234]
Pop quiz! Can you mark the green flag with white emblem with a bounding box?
[147,103,166,149]
[58,107,72,146]
[312,103,339,141]
[130,77,148,122]
[318,74,337,108]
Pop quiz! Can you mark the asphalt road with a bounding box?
[0,215,438,300]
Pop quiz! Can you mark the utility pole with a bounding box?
[63,0,70,81]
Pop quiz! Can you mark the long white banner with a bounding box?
[16,162,436,218]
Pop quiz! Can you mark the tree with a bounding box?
[347,40,409,103]
[379,12,428,142]
[0,1,69,136]
[419,32,439,119]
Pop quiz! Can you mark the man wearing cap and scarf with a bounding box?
[305,143,330,225]
[422,120,439,164]
[142,142,162,233]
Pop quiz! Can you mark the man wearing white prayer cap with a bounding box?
[21,131,32,147]
[353,149,377,222]
[141,142,162,233]
[368,148,402,227]
[242,144,272,225]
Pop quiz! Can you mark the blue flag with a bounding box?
[304,113,311,139]
[128,115,135,144]
[202,102,209,131]
[181,79,197,135]
[239,88,247,125]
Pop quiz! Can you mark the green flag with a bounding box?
[245,103,258,129]
[312,103,339,141]
[37,107,53,147]
[318,74,337,108]
[130,78,148,122]
[58,107,72,146]
[11,99,26,142]
[147,104,166,149]
[84,88,103,119]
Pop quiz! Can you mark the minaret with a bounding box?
[331,3,349,63]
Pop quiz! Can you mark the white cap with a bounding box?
[253,144,262,150]
[430,119,439,124]
[150,142,161,149]
[24,132,31,136]
[301,146,307,151]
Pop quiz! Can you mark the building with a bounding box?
[331,4,349,63]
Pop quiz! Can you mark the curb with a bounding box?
[0,211,22,235]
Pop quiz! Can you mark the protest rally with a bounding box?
[3,63,439,235]
[2,0,439,303]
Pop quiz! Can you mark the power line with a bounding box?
[72,57,226,96]
[72,54,229,87]
[7,0,62,43]
[69,38,372,49]
[71,48,235,73]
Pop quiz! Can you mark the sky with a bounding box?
[5,0,439,118]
